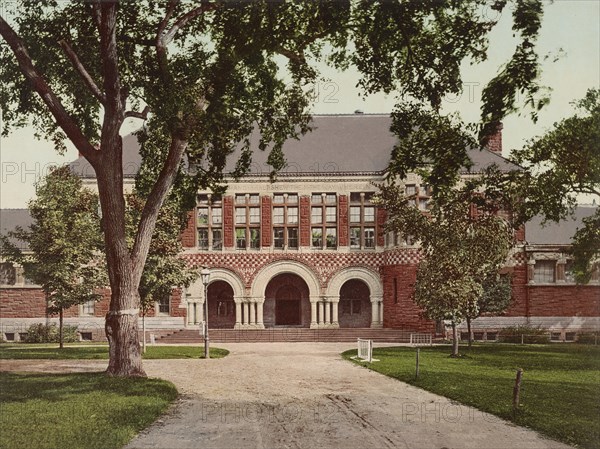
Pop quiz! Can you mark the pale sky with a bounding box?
[1,0,599,209]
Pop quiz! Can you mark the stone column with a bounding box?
[310,301,318,328]
[198,301,204,323]
[249,301,256,326]
[318,301,324,326]
[244,302,250,326]
[378,300,384,325]
[256,302,264,328]
[235,301,242,329]
[332,301,339,327]
[370,301,378,328]
[324,300,331,325]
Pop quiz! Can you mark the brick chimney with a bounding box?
[485,122,503,154]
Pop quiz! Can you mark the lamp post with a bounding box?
[201,267,211,359]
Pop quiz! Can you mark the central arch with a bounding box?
[264,274,311,327]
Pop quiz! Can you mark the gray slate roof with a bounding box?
[526,206,597,245]
[69,114,519,178]
[0,209,33,250]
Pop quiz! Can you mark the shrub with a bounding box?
[24,323,78,343]
[577,332,600,345]
[498,325,550,344]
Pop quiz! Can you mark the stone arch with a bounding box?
[251,260,320,301]
[186,268,245,303]
[326,267,383,301]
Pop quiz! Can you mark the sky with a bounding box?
[1,0,599,209]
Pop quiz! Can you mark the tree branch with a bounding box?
[0,16,98,163]
[125,106,150,120]
[59,39,106,105]
[130,136,187,281]
[162,3,217,46]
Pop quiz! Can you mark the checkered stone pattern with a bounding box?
[511,251,526,265]
[183,249,424,287]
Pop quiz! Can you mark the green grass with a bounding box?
[0,344,229,360]
[343,344,600,449]
[0,372,178,449]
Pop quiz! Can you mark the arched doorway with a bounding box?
[264,274,311,327]
[339,280,371,328]
[207,281,235,329]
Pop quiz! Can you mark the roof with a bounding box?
[0,209,33,250]
[69,114,519,178]
[526,206,598,245]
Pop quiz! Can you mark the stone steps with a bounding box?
[157,328,432,343]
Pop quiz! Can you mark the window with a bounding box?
[534,260,555,283]
[311,193,337,249]
[405,185,416,196]
[564,260,576,283]
[272,194,299,249]
[349,192,378,249]
[0,263,16,285]
[157,295,170,315]
[196,194,223,250]
[234,194,261,250]
[23,263,37,286]
[81,299,95,316]
[80,332,93,341]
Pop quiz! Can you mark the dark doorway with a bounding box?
[207,280,235,329]
[275,285,301,325]
[264,273,310,328]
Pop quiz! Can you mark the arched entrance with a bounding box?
[339,280,371,328]
[264,274,311,327]
[207,281,235,329]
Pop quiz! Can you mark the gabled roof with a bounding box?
[69,114,519,178]
[526,206,597,245]
[0,209,33,250]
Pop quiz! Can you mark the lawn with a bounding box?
[0,344,229,359]
[0,372,178,449]
[343,344,600,449]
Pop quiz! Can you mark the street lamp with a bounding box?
[201,267,211,359]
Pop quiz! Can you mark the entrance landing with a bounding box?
[158,328,426,343]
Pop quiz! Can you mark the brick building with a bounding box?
[1,114,598,341]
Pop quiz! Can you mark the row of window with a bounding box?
[197,192,378,250]
[533,260,576,284]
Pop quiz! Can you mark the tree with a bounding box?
[510,88,600,282]
[0,167,106,348]
[378,181,514,356]
[0,1,545,376]
[125,192,198,353]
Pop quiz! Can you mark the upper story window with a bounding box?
[81,299,95,316]
[273,193,298,249]
[349,192,376,249]
[534,260,555,283]
[235,194,260,250]
[197,194,223,251]
[0,262,16,285]
[157,294,170,315]
[311,193,337,249]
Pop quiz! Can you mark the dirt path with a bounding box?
[1,343,572,449]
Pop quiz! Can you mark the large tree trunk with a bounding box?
[451,321,459,357]
[466,316,472,349]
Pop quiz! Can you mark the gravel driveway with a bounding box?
[1,342,572,449]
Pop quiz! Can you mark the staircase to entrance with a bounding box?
[156,328,432,343]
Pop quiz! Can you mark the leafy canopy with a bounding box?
[0,166,107,311]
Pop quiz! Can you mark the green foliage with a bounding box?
[509,88,600,282]
[0,166,107,313]
[23,323,78,344]
[344,344,600,449]
[378,181,514,325]
[577,332,600,345]
[0,372,178,449]
[497,325,550,344]
[0,345,229,360]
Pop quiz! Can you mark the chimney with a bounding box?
[485,122,503,154]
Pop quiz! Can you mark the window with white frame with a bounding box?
[534,260,555,283]
[349,192,376,249]
[197,194,223,250]
[0,263,16,285]
[81,299,95,316]
[311,193,337,249]
[273,194,298,249]
[234,194,261,250]
[157,294,170,315]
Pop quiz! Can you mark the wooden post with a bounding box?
[415,347,420,379]
[513,368,524,416]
